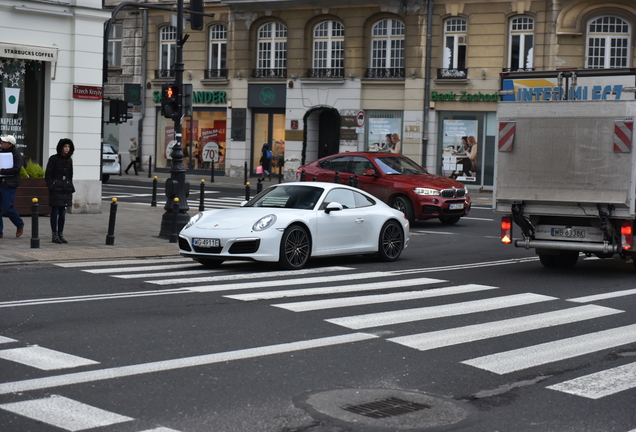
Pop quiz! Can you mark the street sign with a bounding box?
[356,110,365,127]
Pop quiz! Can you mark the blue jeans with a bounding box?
[0,183,24,235]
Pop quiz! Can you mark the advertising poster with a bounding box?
[367,117,402,153]
[201,128,219,163]
[164,126,175,160]
[442,119,478,182]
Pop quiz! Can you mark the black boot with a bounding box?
[58,232,68,244]
[52,232,63,244]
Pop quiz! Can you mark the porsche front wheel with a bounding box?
[279,224,311,269]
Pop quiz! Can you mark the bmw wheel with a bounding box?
[279,224,311,269]
[378,220,404,262]
[391,196,414,224]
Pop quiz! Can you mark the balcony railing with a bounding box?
[204,69,228,79]
[365,68,405,79]
[155,69,175,79]
[307,68,344,79]
[502,67,535,72]
[252,68,287,79]
[437,68,468,79]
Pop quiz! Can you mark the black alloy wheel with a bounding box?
[279,224,311,269]
[378,220,404,261]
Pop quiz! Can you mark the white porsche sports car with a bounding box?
[179,182,409,269]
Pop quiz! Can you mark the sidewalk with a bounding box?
[0,172,492,264]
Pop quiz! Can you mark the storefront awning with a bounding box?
[0,41,59,79]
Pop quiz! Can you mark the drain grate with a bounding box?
[341,397,431,419]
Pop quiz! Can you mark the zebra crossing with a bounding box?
[103,190,247,210]
[3,257,636,429]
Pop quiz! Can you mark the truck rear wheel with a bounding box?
[539,251,579,268]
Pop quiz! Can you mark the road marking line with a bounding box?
[389,305,623,351]
[413,230,454,235]
[271,283,494,311]
[0,336,16,345]
[0,346,99,370]
[150,266,355,286]
[0,395,133,430]
[184,271,392,292]
[54,257,192,268]
[462,216,494,221]
[462,323,636,374]
[325,293,557,330]
[567,288,636,303]
[85,263,204,274]
[391,257,539,275]
[114,269,215,279]
[0,289,190,308]
[547,361,636,399]
[228,277,448,301]
[0,333,377,395]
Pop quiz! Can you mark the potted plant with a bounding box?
[16,160,49,216]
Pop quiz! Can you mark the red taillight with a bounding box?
[621,221,633,250]
[501,216,512,244]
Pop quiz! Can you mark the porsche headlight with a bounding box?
[253,214,277,231]
[413,187,440,196]
[184,212,203,230]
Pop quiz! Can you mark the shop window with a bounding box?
[365,110,403,153]
[310,21,344,78]
[255,22,287,78]
[207,24,227,79]
[157,26,177,79]
[368,19,405,78]
[507,16,534,71]
[586,16,630,68]
[108,24,123,68]
[440,18,467,79]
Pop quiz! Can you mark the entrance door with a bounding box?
[318,109,340,159]
[252,109,285,176]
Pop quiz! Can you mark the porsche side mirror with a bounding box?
[324,202,343,214]
[364,168,379,177]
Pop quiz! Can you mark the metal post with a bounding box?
[334,171,339,183]
[148,156,152,178]
[151,176,158,207]
[278,160,283,184]
[257,177,263,193]
[105,197,118,245]
[313,175,317,181]
[245,181,250,201]
[199,179,205,211]
[244,161,248,185]
[300,169,305,182]
[170,198,179,243]
[30,198,39,249]
[210,160,215,183]
[353,174,359,188]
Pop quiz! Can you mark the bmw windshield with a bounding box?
[374,156,428,175]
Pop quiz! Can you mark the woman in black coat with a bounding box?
[45,138,75,244]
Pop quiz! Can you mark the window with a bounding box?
[369,19,405,78]
[311,21,344,78]
[586,16,630,68]
[159,26,177,78]
[441,18,467,78]
[321,189,356,210]
[318,155,350,173]
[508,16,534,71]
[256,22,287,78]
[107,24,123,67]
[208,24,227,78]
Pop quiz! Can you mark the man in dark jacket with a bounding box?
[0,135,25,238]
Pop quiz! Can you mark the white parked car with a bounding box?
[102,144,120,182]
[179,182,409,269]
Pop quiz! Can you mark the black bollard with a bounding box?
[334,171,340,183]
[210,160,215,183]
[257,177,263,193]
[105,198,118,245]
[244,161,248,185]
[300,169,305,182]
[148,156,152,178]
[353,174,359,188]
[245,182,251,201]
[30,198,39,249]
[151,176,158,207]
[348,175,354,186]
[199,179,205,212]
[170,198,179,243]
[278,162,283,184]
[313,175,317,181]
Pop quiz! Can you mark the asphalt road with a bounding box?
[1,201,636,431]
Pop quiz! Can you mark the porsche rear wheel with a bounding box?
[279,224,311,269]
[378,220,404,262]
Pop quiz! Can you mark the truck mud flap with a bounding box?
[514,239,619,254]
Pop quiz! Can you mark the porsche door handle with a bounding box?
[355,218,364,223]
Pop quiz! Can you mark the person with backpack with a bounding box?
[260,143,272,180]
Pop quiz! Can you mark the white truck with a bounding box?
[494,68,636,268]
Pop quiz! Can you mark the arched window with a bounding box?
[441,18,467,78]
[369,19,405,78]
[586,16,630,68]
[159,26,177,78]
[508,16,534,71]
[208,24,227,78]
[256,22,287,78]
[311,21,344,78]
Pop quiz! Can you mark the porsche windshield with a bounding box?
[374,156,428,175]
[246,185,324,210]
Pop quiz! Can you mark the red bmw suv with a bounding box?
[297,152,471,224]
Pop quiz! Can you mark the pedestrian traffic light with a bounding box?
[108,99,134,124]
[161,83,180,120]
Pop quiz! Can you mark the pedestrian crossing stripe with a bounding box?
[547,361,636,399]
[0,346,99,370]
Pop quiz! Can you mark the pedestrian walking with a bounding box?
[125,137,138,175]
[0,135,25,238]
[45,138,75,244]
[260,143,272,180]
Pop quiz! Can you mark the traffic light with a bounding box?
[161,83,180,120]
[189,0,204,31]
[108,99,133,124]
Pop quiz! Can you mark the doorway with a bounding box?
[251,109,285,176]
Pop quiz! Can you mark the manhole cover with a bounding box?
[342,397,431,418]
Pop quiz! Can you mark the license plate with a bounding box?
[449,203,464,210]
[551,228,585,238]
[193,238,220,248]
